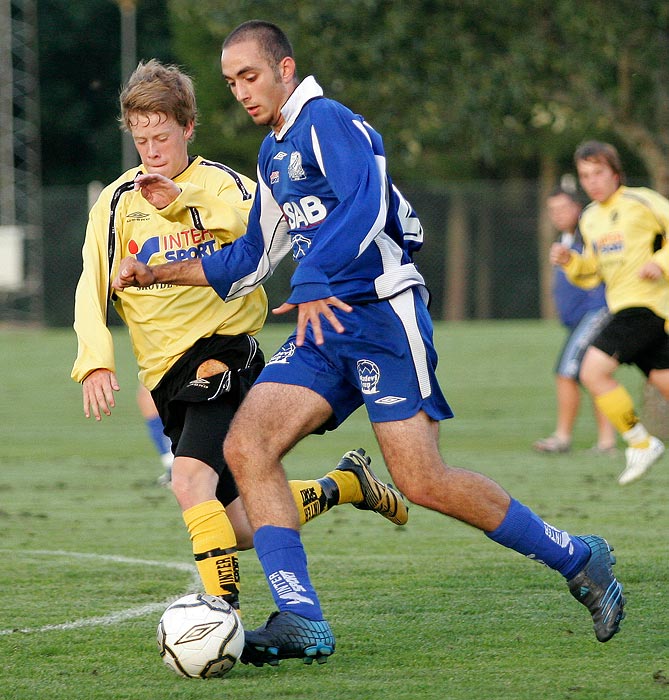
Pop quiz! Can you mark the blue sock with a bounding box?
[253,525,324,620]
[146,416,171,457]
[485,499,590,579]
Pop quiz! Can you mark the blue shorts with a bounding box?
[256,288,454,429]
[555,307,610,380]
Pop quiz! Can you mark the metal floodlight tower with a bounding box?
[0,0,43,323]
[117,0,138,171]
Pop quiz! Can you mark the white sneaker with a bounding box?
[619,437,665,485]
[156,466,172,487]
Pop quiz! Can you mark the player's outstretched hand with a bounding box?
[273,297,353,346]
[112,256,156,290]
[82,368,120,421]
[134,173,181,210]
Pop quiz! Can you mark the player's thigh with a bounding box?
[227,381,333,458]
[580,345,620,383]
[372,411,442,494]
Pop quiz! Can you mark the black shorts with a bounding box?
[151,334,264,506]
[592,307,669,376]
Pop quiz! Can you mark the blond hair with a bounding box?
[119,59,198,135]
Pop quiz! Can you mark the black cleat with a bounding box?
[240,611,335,667]
[336,448,409,525]
[568,535,626,642]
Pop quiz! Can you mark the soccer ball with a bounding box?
[157,593,244,679]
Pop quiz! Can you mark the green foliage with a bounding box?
[38,1,668,186]
[38,0,175,185]
[0,323,666,699]
[166,0,666,185]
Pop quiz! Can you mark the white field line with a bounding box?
[0,549,199,636]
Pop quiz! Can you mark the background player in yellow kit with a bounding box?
[71,59,407,612]
[551,140,669,485]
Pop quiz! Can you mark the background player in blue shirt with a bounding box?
[533,186,615,455]
[114,20,625,665]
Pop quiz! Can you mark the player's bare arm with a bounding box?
[134,173,181,210]
[112,256,208,290]
[273,297,353,346]
[82,368,120,421]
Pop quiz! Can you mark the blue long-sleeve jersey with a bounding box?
[553,229,607,328]
[202,76,426,305]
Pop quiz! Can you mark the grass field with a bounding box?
[0,321,667,700]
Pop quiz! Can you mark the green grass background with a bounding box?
[0,321,667,700]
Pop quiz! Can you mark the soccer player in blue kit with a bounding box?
[113,20,626,666]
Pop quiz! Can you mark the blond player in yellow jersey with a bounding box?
[71,59,408,613]
[551,140,669,485]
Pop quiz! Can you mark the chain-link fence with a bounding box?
[36,180,548,328]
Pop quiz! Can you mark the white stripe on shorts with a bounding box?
[388,289,432,399]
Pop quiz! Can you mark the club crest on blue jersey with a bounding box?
[288,151,307,181]
[357,359,380,394]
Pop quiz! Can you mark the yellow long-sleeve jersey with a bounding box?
[72,156,268,390]
[563,186,669,320]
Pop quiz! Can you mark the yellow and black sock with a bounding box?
[183,499,240,609]
[288,470,362,525]
[595,386,649,448]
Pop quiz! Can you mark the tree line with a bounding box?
[40,0,667,192]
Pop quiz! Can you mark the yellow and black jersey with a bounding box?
[564,186,669,320]
[72,156,267,389]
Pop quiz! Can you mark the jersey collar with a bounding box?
[275,75,323,141]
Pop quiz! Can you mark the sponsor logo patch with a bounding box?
[268,569,315,606]
[291,233,312,260]
[267,342,297,365]
[127,228,217,265]
[283,196,327,230]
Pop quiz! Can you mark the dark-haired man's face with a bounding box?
[221,39,294,133]
[547,193,581,232]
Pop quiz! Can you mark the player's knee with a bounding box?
[171,460,217,509]
[222,433,240,470]
[222,431,256,476]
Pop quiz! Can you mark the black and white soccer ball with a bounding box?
[157,593,244,679]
